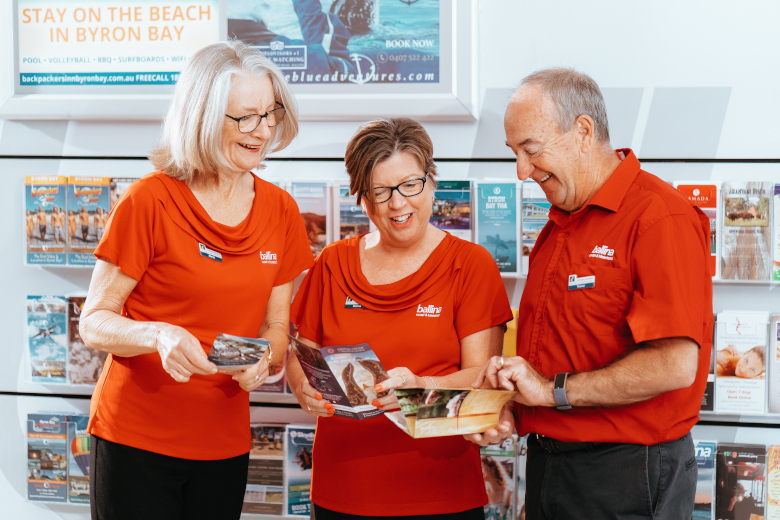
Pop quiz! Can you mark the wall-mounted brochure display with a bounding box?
[17,0,220,87]
[475,182,520,275]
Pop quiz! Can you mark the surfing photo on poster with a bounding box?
[227,0,439,85]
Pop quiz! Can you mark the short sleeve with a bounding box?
[94,180,157,281]
[289,254,326,344]
[454,244,514,340]
[274,194,315,287]
[626,212,711,346]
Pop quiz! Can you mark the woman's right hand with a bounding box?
[292,377,334,418]
[155,324,218,383]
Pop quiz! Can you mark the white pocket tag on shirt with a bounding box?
[568,274,595,290]
[199,243,222,262]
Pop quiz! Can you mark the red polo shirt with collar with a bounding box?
[515,149,713,445]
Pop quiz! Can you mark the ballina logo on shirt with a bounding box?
[416,304,442,317]
[588,244,614,261]
[260,251,277,264]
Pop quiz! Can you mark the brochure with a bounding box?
[67,296,107,385]
[285,425,314,516]
[67,415,90,504]
[715,310,769,413]
[289,182,330,259]
[774,184,780,281]
[521,181,551,276]
[251,344,288,394]
[431,180,472,241]
[27,413,69,502]
[25,175,67,265]
[716,443,766,520]
[769,445,780,520]
[675,181,720,278]
[243,423,286,515]
[288,335,386,420]
[770,314,780,414]
[721,181,773,280]
[109,177,138,209]
[27,295,68,384]
[385,388,515,438]
[481,436,516,520]
[333,182,370,241]
[208,333,269,369]
[515,435,528,520]
[475,182,520,274]
[67,176,111,266]
[693,440,717,519]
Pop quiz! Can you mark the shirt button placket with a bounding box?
[528,228,569,364]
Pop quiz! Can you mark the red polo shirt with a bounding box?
[515,149,713,445]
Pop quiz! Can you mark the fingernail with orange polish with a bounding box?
[315,393,322,400]
[374,385,382,392]
[371,401,380,407]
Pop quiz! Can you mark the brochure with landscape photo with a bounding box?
[431,180,472,241]
[288,335,387,420]
[67,415,90,504]
[208,333,269,369]
[27,295,68,384]
[721,181,772,280]
[385,388,515,438]
[693,440,716,519]
[285,425,314,516]
[333,182,370,241]
[27,413,69,502]
[521,181,550,276]
[243,423,286,515]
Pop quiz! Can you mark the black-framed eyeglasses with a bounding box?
[225,102,286,133]
[369,173,428,204]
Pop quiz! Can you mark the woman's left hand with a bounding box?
[463,403,515,447]
[227,351,270,392]
[372,367,425,411]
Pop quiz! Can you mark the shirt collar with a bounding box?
[584,148,641,213]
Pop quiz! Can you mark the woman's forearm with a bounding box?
[284,355,308,398]
[80,309,160,357]
[420,367,481,389]
[259,322,290,367]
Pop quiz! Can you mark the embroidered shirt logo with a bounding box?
[588,244,614,261]
[345,296,364,309]
[416,304,442,317]
[260,251,277,264]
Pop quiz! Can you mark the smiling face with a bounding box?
[735,350,765,378]
[221,73,275,175]
[504,85,594,213]
[367,151,433,249]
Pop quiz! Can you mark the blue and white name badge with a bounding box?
[198,243,222,262]
[568,274,595,290]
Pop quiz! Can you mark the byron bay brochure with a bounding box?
[208,333,270,369]
[288,335,388,420]
[385,388,515,438]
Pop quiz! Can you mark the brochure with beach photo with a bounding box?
[288,335,387,420]
[715,443,766,520]
[521,181,550,276]
[243,423,286,515]
[385,388,515,438]
[208,333,270,369]
[714,310,769,414]
[431,180,472,241]
[721,181,773,280]
[27,295,68,384]
[67,176,111,266]
[675,181,720,279]
[475,182,520,274]
[25,175,67,265]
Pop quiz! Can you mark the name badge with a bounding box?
[345,296,364,309]
[199,243,222,262]
[568,274,595,290]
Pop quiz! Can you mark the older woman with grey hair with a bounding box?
[79,40,313,520]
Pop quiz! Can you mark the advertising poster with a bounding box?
[228,0,440,86]
[27,295,68,384]
[285,425,314,516]
[693,440,716,520]
[25,176,68,265]
[721,181,772,280]
[289,182,329,259]
[521,181,550,276]
[27,414,69,502]
[431,180,471,241]
[67,176,111,266]
[675,182,720,279]
[17,0,219,86]
[475,182,519,274]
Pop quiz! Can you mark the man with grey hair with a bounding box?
[468,68,713,519]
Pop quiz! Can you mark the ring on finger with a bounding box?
[254,375,260,383]
[307,404,311,412]
[498,356,505,369]
[400,375,407,388]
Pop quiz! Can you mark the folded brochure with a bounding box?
[208,333,270,369]
[385,388,515,438]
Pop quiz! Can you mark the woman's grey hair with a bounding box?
[519,68,610,143]
[150,40,299,184]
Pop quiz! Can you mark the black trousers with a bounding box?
[90,435,248,520]
[525,432,697,520]
[312,504,486,520]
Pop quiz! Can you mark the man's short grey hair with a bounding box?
[151,40,299,184]
[518,68,610,143]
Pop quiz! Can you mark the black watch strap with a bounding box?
[553,372,572,410]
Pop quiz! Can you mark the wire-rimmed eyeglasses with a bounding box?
[225,102,286,133]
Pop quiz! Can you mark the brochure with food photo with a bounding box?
[288,335,388,420]
[385,388,515,439]
[208,333,269,369]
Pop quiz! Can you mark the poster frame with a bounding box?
[0,0,478,121]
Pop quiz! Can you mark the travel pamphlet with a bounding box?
[333,182,371,241]
[475,182,520,274]
[693,440,717,520]
[285,425,314,516]
[67,176,111,266]
[716,443,766,520]
[67,296,107,385]
[769,445,780,519]
[288,335,387,420]
[675,181,720,278]
[481,436,517,520]
[27,413,69,502]
[721,181,773,280]
[774,184,780,281]
[251,344,288,394]
[289,182,330,259]
[521,181,551,276]
[109,177,138,209]
[431,180,472,241]
[208,333,270,370]
[243,423,286,515]
[385,388,515,438]
[67,415,90,504]
[25,175,67,265]
[27,295,68,384]
[702,316,716,412]
[770,314,780,414]
[715,310,769,413]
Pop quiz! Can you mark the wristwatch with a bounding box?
[553,372,572,410]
